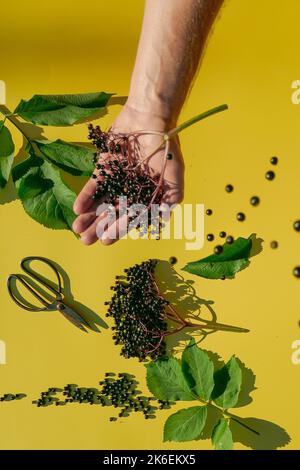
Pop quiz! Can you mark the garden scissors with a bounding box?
[7,256,90,332]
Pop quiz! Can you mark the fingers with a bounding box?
[100,213,129,246]
[72,212,97,235]
[73,178,97,215]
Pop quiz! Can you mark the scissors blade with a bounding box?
[59,305,89,332]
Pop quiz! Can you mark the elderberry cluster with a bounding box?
[32,372,172,422]
[87,124,164,230]
[105,260,169,360]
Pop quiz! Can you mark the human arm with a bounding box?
[73,0,224,245]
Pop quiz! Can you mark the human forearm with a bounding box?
[126,0,224,126]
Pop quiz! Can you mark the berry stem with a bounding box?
[151,273,249,334]
[166,104,228,139]
[132,105,228,167]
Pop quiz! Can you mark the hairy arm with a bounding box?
[73,0,224,245]
[126,0,224,126]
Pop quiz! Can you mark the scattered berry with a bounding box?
[236,212,246,222]
[226,235,234,244]
[270,241,278,249]
[214,245,223,255]
[169,257,177,265]
[206,209,213,216]
[250,196,260,206]
[207,234,214,242]
[293,267,300,278]
[225,184,234,193]
[293,220,300,232]
[219,231,226,238]
[270,156,278,165]
[265,170,275,181]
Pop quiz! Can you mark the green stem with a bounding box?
[166,104,228,139]
[185,320,249,334]
[196,397,260,436]
[0,106,35,152]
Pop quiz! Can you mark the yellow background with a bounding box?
[0,0,300,450]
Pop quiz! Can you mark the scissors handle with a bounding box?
[20,256,63,300]
[7,274,51,311]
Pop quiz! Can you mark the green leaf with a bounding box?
[14,92,113,126]
[12,152,42,182]
[0,120,15,188]
[14,153,76,230]
[146,357,195,401]
[212,356,242,409]
[182,236,253,279]
[182,339,214,400]
[164,406,207,442]
[34,139,94,176]
[211,418,233,450]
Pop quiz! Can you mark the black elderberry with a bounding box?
[294,267,300,278]
[214,245,223,255]
[169,256,177,265]
[237,212,246,222]
[166,153,173,160]
[250,196,260,206]
[88,124,165,232]
[219,231,226,238]
[207,234,214,242]
[226,235,234,244]
[206,209,213,216]
[105,260,168,360]
[270,156,278,165]
[270,241,278,249]
[265,170,275,181]
[294,220,300,232]
[225,184,233,193]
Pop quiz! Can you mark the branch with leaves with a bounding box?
[146,339,259,450]
[0,92,111,230]
[0,93,227,233]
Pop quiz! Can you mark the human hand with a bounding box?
[73,104,184,246]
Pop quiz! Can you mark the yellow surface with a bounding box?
[0,0,299,450]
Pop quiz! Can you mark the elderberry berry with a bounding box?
[237,212,246,222]
[265,171,275,181]
[270,156,278,165]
